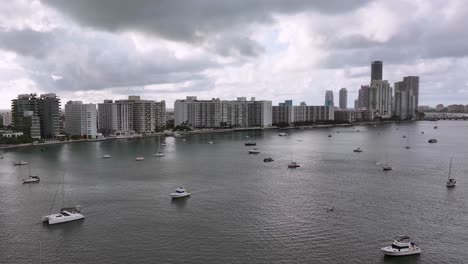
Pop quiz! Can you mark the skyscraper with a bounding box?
[339,88,347,109]
[64,101,98,138]
[325,90,334,107]
[11,94,41,138]
[357,85,370,109]
[38,93,61,139]
[369,80,392,117]
[371,61,383,81]
[393,76,419,120]
[98,100,118,135]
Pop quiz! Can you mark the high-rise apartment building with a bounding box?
[115,99,134,134]
[357,85,370,109]
[98,100,118,135]
[1,112,12,126]
[369,80,392,117]
[293,104,334,123]
[394,76,419,120]
[325,90,334,107]
[11,94,41,138]
[272,100,295,124]
[64,101,98,138]
[339,88,347,109]
[38,93,61,139]
[371,61,383,81]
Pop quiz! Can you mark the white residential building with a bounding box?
[1,112,12,126]
[369,80,393,117]
[64,101,98,138]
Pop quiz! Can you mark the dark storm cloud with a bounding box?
[41,0,370,56]
[0,27,216,92]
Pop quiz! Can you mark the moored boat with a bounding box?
[170,187,191,199]
[42,206,84,225]
[381,236,421,256]
[248,149,261,154]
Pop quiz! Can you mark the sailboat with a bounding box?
[42,174,84,224]
[434,121,438,129]
[405,134,411,149]
[446,158,456,187]
[154,136,166,157]
[245,130,256,146]
[288,153,300,168]
[22,162,40,183]
[102,143,111,159]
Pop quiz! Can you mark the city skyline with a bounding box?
[1,1,468,109]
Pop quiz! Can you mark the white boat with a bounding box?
[208,141,214,144]
[0,154,3,159]
[288,161,300,168]
[248,149,261,154]
[136,157,145,161]
[382,164,392,171]
[14,161,29,166]
[170,187,191,199]
[154,152,166,157]
[278,132,288,136]
[22,163,40,183]
[353,147,363,153]
[42,206,84,225]
[102,154,111,159]
[42,175,84,225]
[381,236,421,256]
[446,158,456,188]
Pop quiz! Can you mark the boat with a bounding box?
[353,147,363,153]
[263,157,274,162]
[170,187,191,199]
[402,135,406,138]
[327,206,335,212]
[446,158,456,188]
[135,157,145,161]
[244,142,256,146]
[161,142,167,146]
[328,134,332,137]
[102,154,111,159]
[248,149,261,154]
[382,164,393,171]
[428,139,437,143]
[405,146,411,149]
[42,175,84,225]
[288,161,300,168]
[154,136,165,157]
[22,163,40,183]
[278,132,288,136]
[381,236,421,256]
[421,131,424,134]
[0,154,3,159]
[434,121,438,129]
[208,141,214,144]
[14,161,29,166]
[42,206,84,225]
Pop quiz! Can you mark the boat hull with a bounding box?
[171,193,191,199]
[381,247,421,256]
[43,213,85,225]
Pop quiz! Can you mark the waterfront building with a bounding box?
[38,93,61,139]
[357,85,370,109]
[369,80,392,117]
[64,101,98,138]
[436,104,444,112]
[339,88,347,109]
[371,61,383,81]
[394,76,419,120]
[0,112,12,126]
[447,104,465,113]
[325,90,334,107]
[335,109,374,122]
[11,94,41,138]
[293,104,334,123]
[98,100,118,135]
[272,100,295,124]
[115,99,134,134]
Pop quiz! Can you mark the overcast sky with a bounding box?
[1,0,467,109]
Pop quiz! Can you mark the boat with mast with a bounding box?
[288,153,300,168]
[446,158,456,187]
[154,136,166,157]
[381,154,392,171]
[22,162,40,183]
[244,130,257,146]
[42,174,84,224]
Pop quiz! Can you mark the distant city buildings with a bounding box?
[369,80,392,117]
[339,88,347,109]
[0,112,12,126]
[356,85,370,109]
[335,109,374,122]
[394,76,419,120]
[325,90,334,107]
[39,93,61,138]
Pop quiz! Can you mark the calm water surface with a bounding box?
[1,121,467,264]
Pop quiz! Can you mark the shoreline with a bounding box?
[0,120,417,150]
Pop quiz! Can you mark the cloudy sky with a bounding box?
[1,0,467,109]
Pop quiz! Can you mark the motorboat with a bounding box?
[446,158,456,188]
[102,154,111,159]
[278,132,288,136]
[381,236,421,256]
[263,157,274,162]
[170,187,191,199]
[288,161,300,168]
[328,134,332,137]
[244,142,256,146]
[208,141,214,144]
[434,126,438,129]
[421,131,424,134]
[23,176,40,184]
[135,157,145,161]
[353,148,363,153]
[14,161,29,166]
[154,152,166,157]
[42,206,84,225]
[382,164,393,171]
[402,135,406,138]
[0,154,3,159]
[248,149,261,154]
[428,139,438,143]
[405,146,411,149]
[161,142,167,146]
